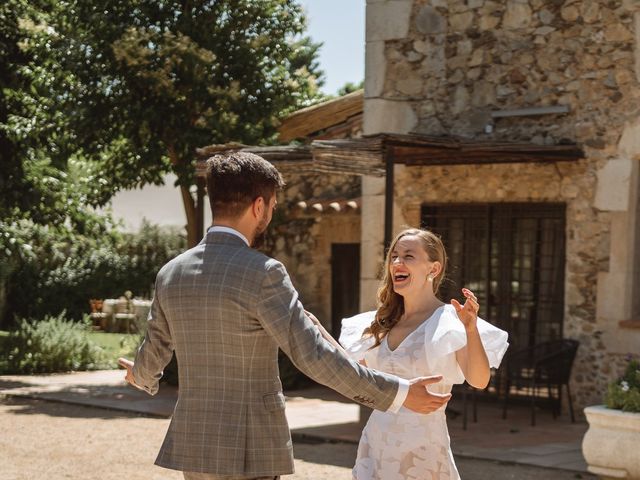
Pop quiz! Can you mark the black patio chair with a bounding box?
[501,339,579,426]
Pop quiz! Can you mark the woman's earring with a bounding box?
[427,275,434,282]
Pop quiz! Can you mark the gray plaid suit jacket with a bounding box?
[132,231,400,476]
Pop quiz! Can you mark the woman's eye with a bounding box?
[405,255,413,259]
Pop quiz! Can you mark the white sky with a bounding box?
[300,0,365,95]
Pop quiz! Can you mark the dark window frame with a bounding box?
[421,202,566,350]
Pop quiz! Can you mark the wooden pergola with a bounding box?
[196,133,585,247]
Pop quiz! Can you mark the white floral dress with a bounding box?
[340,305,509,480]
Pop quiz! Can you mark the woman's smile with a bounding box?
[392,270,411,288]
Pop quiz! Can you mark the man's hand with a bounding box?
[118,357,141,390]
[402,375,452,414]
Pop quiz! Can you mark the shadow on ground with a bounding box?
[0,379,34,390]
[1,395,145,419]
[292,440,357,469]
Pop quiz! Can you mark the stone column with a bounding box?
[596,120,640,353]
[360,176,386,311]
[361,0,417,310]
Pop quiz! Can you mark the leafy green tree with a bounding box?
[19,0,324,246]
[0,0,106,230]
[337,80,364,96]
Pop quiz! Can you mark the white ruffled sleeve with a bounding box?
[427,305,510,384]
[339,311,376,363]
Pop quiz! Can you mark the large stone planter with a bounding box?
[582,405,640,479]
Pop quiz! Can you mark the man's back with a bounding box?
[144,231,292,475]
[132,230,400,476]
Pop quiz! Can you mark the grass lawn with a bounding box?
[88,332,141,368]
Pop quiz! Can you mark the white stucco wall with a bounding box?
[102,174,212,232]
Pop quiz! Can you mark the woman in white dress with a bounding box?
[312,228,508,480]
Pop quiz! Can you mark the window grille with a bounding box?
[422,203,566,350]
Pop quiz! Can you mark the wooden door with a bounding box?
[331,243,361,339]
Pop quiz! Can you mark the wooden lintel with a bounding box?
[390,144,583,166]
[619,319,640,329]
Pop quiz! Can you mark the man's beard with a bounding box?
[251,210,270,249]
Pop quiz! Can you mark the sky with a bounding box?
[299,0,365,95]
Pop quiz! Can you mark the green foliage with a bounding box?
[2,219,185,326]
[337,80,364,96]
[88,332,140,368]
[605,358,640,413]
[0,330,8,353]
[1,312,105,374]
[2,0,324,247]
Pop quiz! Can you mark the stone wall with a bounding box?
[363,0,640,410]
[264,171,361,329]
[393,160,611,409]
[369,0,640,144]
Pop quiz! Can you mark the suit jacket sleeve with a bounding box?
[256,259,400,411]
[132,277,174,395]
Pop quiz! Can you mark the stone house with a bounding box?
[197,0,640,412]
[359,0,640,411]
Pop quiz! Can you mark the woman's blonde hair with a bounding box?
[367,228,447,348]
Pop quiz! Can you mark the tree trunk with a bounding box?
[168,145,204,248]
[180,184,199,248]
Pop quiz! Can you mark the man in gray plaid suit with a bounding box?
[118,152,450,479]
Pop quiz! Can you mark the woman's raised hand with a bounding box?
[451,288,479,331]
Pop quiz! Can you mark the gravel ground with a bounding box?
[1,396,592,480]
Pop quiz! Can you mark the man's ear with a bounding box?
[251,196,265,219]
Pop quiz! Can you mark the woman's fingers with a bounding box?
[461,288,479,313]
[450,298,463,312]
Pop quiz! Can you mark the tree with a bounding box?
[0,0,107,231]
[23,0,324,246]
[337,80,364,96]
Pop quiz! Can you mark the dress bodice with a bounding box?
[340,304,509,389]
[362,308,458,396]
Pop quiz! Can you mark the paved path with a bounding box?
[1,395,595,480]
[0,370,595,477]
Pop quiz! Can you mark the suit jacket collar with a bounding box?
[207,225,250,245]
[202,230,250,248]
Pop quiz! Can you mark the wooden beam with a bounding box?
[195,134,585,178]
[311,137,386,177]
[389,142,583,166]
[278,90,364,142]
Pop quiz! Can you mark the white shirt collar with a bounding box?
[207,226,250,246]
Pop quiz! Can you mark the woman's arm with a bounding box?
[304,310,352,358]
[452,289,491,389]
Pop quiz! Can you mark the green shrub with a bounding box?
[1,312,106,374]
[88,332,142,369]
[1,219,186,326]
[606,357,640,413]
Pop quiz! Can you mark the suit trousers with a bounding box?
[183,473,279,480]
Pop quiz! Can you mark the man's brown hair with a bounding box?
[206,151,285,219]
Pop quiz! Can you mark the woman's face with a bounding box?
[389,235,437,296]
